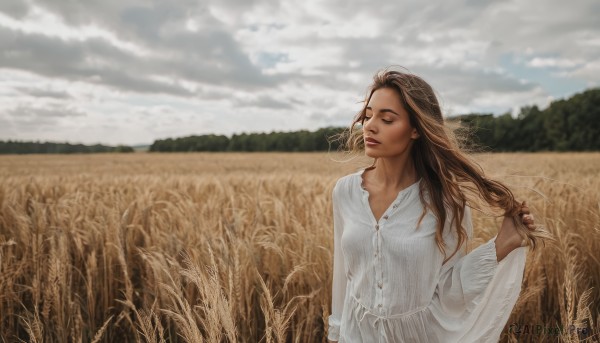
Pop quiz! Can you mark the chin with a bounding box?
[364,147,383,158]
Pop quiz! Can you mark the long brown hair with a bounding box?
[340,68,550,263]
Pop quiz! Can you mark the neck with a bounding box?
[371,153,418,190]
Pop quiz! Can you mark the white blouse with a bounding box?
[328,169,528,343]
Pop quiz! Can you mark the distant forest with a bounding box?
[151,88,600,152]
[0,141,134,154]
[2,88,598,154]
[456,88,600,151]
[150,127,345,153]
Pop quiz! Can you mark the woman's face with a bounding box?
[362,87,420,159]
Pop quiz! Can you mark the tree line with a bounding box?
[2,88,598,154]
[455,88,600,151]
[149,127,345,152]
[151,88,599,153]
[0,141,134,154]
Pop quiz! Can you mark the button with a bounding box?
[375,224,379,230]
[383,215,389,220]
[374,252,378,257]
[378,282,383,289]
[378,304,382,308]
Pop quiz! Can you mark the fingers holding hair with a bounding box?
[518,201,536,230]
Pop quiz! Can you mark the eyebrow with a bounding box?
[365,106,400,116]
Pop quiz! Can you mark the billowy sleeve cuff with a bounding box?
[327,315,341,341]
[436,238,499,313]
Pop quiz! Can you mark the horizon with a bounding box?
[4,85,597,147]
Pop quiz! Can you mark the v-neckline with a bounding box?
[357,167,421,224]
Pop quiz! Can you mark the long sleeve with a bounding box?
[434,206,499,316]
[430,206,528,343]
[328,182,347,342]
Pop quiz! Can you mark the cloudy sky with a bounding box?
[0,0,598,145]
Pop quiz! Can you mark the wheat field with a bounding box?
[0,152,598,343]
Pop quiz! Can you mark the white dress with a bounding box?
[328,169,528,343]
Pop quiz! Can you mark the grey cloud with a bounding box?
[0,27,194,96]
[10,0,594,101]
[0,0,28,18]
[460,0,598,61]
[1,1,283,98]
[99,69,194,96]
[233,95,294,109]
[11,116,59,132]
[277,0,593,97]
[119,3,186,41]
[414,66,537,97]
[309,110,354,125]
[0,104,81,135]
[7,104,87,118]
[0,117,15,137]
[318,0,599,69]
[16,87,71,99]
[29,0,155,28]
[266,0,593,108]
[157,29,282,89]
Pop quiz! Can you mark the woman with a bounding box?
[328,69,549,342]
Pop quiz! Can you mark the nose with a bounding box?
[363,116,377,133]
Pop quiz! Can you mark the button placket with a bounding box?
[372,221,381,311]
[376,222,384,312]
[358,172,421,317]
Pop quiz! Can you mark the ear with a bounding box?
[411,128,420,140]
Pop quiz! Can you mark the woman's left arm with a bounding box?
[432,203,533,341]
[494,202,536,262]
